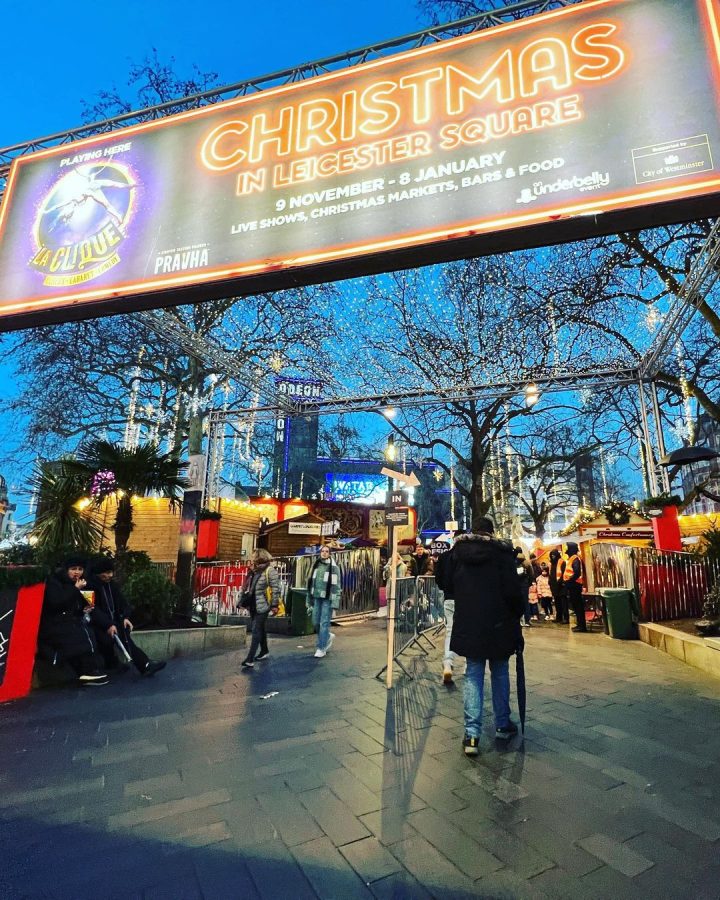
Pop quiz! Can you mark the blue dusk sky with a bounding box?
[0,0,426,502]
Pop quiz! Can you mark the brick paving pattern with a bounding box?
[1,620,719,898]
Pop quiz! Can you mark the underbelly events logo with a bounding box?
[30,162,136,287]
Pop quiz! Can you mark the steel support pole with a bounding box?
[385,523,398,690]
[638,381,659,496]
[650,381,672,494]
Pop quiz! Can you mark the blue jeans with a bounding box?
[313,597,333,651]
[463,657,511,738]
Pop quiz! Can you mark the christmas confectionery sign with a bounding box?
[1,0,720,328]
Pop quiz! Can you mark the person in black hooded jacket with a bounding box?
[443,516,524,755]
[87,558,166,677]
[38,556,108,685]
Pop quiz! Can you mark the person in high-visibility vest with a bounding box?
[562,542,587,633]
[549,548,568,624]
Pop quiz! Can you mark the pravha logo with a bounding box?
[30,161,136,287]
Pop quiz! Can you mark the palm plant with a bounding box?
[30,462,103,561]
[66,441,188,558]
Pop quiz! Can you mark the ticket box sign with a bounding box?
[1,0,720,329]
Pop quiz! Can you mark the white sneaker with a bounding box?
[326,633,335,652]
[314,649,326,658]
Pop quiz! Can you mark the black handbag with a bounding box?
[240,591,256,615]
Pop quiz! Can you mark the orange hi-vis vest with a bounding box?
[555,558,565,581]
[562,554,584,585]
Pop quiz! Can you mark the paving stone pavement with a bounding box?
[1,619,720,899]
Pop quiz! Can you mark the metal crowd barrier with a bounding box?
[376,575,446,681]
[588,542,720,623]
[194,547,381,624]
[634,547,720,622]
[273,547,380,618]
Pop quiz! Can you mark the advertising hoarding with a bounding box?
[1,0,720,329]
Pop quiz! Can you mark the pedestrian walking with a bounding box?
[307,544,341,658]
[434,544,463,685]
[241,549,281,669]
[514,547,535,627]
[443,517,524,755]
[382,550,407,582]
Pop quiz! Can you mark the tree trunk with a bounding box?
[113,494,134,556]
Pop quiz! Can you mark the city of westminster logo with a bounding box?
[30,161,136,287]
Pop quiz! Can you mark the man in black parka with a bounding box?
[440,516,524,755]
[87,558,166,677]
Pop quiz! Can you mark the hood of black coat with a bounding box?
[453,533,515,566]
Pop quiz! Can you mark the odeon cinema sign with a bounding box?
[1,0,720,329]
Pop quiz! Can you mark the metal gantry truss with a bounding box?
[640,219,720,379]
[3,0,716,496]
[135,309,279,408]
[0,0,579,192]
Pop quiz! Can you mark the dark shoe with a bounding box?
[241,659,254,669]
[496,722,519,740]
[79,672,109,685]
[571,626,588,633]
[142,660,166,677]
[255,651,270,661]
[463,734,479,756]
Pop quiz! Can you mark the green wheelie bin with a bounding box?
[598,587,638,639]
[289,587,315,636]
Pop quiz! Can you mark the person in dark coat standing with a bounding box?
[38,556,108,685]
[514,547,535,627]
[409,544,432,578]
[446,517,525,755]
[87,558,166,677]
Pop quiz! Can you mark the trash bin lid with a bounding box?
[597,587,633,598]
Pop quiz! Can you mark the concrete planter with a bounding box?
[132,624,247,659]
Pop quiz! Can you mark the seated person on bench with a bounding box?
[86,558,166,677]
[38,556,108,685]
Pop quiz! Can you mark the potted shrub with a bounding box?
[695,582,720,636]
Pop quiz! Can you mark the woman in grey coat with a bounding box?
[241,549,281,669]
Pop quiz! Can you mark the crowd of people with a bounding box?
[37,530,585,758]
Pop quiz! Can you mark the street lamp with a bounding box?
[524,383,540,408]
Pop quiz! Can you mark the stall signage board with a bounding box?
[386,490,409,508]
[288,522,323,535]
[2,0,720,329]
[596,528,653,539]
[385,508,410,527]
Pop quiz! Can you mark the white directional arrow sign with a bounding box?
[380,467,420,487]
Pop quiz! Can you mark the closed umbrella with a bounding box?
[516,641,526,735]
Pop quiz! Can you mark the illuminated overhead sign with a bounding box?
[1,0,720,328]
